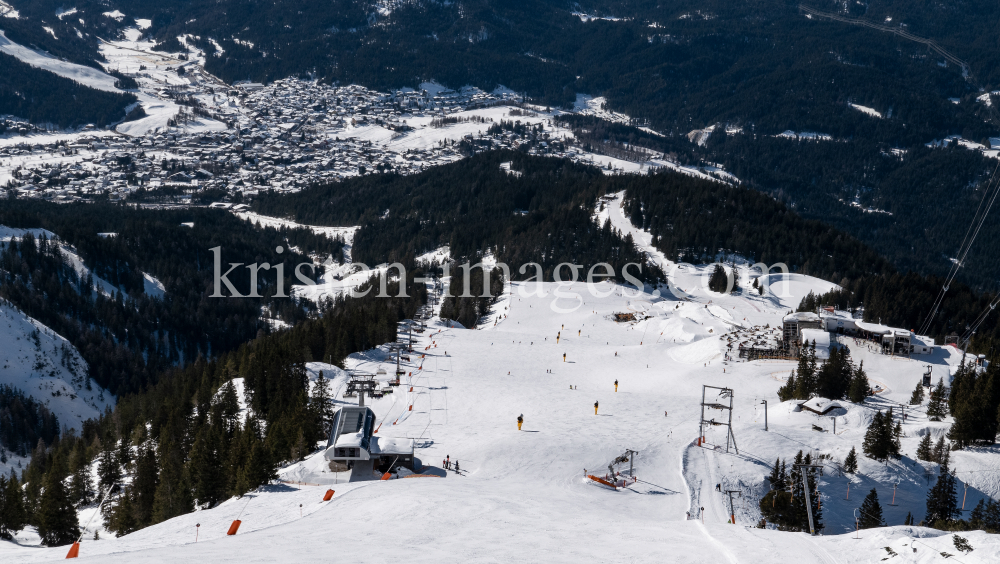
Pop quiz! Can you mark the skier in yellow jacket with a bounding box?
[517,414,523,430]
[594,401,599,415]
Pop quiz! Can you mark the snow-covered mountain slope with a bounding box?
[2,225,166,299]
[5,198,999,561]
[0,299,113,473]
[0,30,120,93]
[6,271,998,562]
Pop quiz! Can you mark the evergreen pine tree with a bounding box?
[947,362,1000,448]
[152,442,193,524]
[234,417,276,497]
[925,452,959,525]
[708,264,729,293]
[768,458,783,489]
[785,451,822,532]
[794,345,817,399]
[310,371,335,440]
[103,485,137,537]
[131,444,159,528]
[0,471,27,539]
[189,425,226,508]
[843,446,858,473]
[904,512,913,526]
[967,498,1000,533]
[863,411,888,461]
[848,362,869,403]
[36,464,80,546]
[97,444,121,492]
[218,380,241,434]
[910,380,925,405]
[68,441,93,507]
[777,370,797,402]
[858,488,885,529]
[932,436,948,464]
[927,379,948,421]
[916,433,933,462]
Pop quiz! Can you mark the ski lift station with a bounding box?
[323,405,416,480]
[782,310,935,358]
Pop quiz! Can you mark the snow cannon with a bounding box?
[227,520,242,535]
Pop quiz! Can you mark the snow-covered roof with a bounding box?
[855,320,893,334]
[371,437,414,456]
[799,397,845,415]
[819,309,854,320]
[335,432,365,448]
[783,311,820,323]
[800,328,831,359]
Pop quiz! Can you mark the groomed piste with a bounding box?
[3,198,998,563]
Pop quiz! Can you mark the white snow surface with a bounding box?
[0,298,113,476]
[849,103,882,119]
[0,1,18,19]
[142,272,166,298]
[4,192,996,562]
[3,272,995,561]
[0,31,120,92]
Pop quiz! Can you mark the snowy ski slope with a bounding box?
[4,198,999,562]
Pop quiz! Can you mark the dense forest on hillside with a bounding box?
[252,152,666,285]
[254,152,892,284]
[701,133,1000,289]
[15,274,423,544]
[0,384,59,459]
[0,53,136,129]
[621,170,896,282]
[0,201,337,395]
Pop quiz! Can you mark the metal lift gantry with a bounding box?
[699,385,739,454]
[793,463,824,535]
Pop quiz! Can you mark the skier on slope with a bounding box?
[517,414,523,430]
[614,379,618,392]
[594,401,599,415]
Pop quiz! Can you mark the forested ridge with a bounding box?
[0,53,137,129]
[0,200,339,396]
[252,152,666,285]
[8,273,423,544]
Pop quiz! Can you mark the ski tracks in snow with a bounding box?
[680,441,740,564]
[681,440,841,564]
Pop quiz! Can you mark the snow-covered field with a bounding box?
[0,31,119,93]
[3,198,998,562]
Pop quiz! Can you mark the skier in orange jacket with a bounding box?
[517,414,523,430]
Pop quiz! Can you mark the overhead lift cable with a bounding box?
[958,292,1000,349]
[918,158,1000,336]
